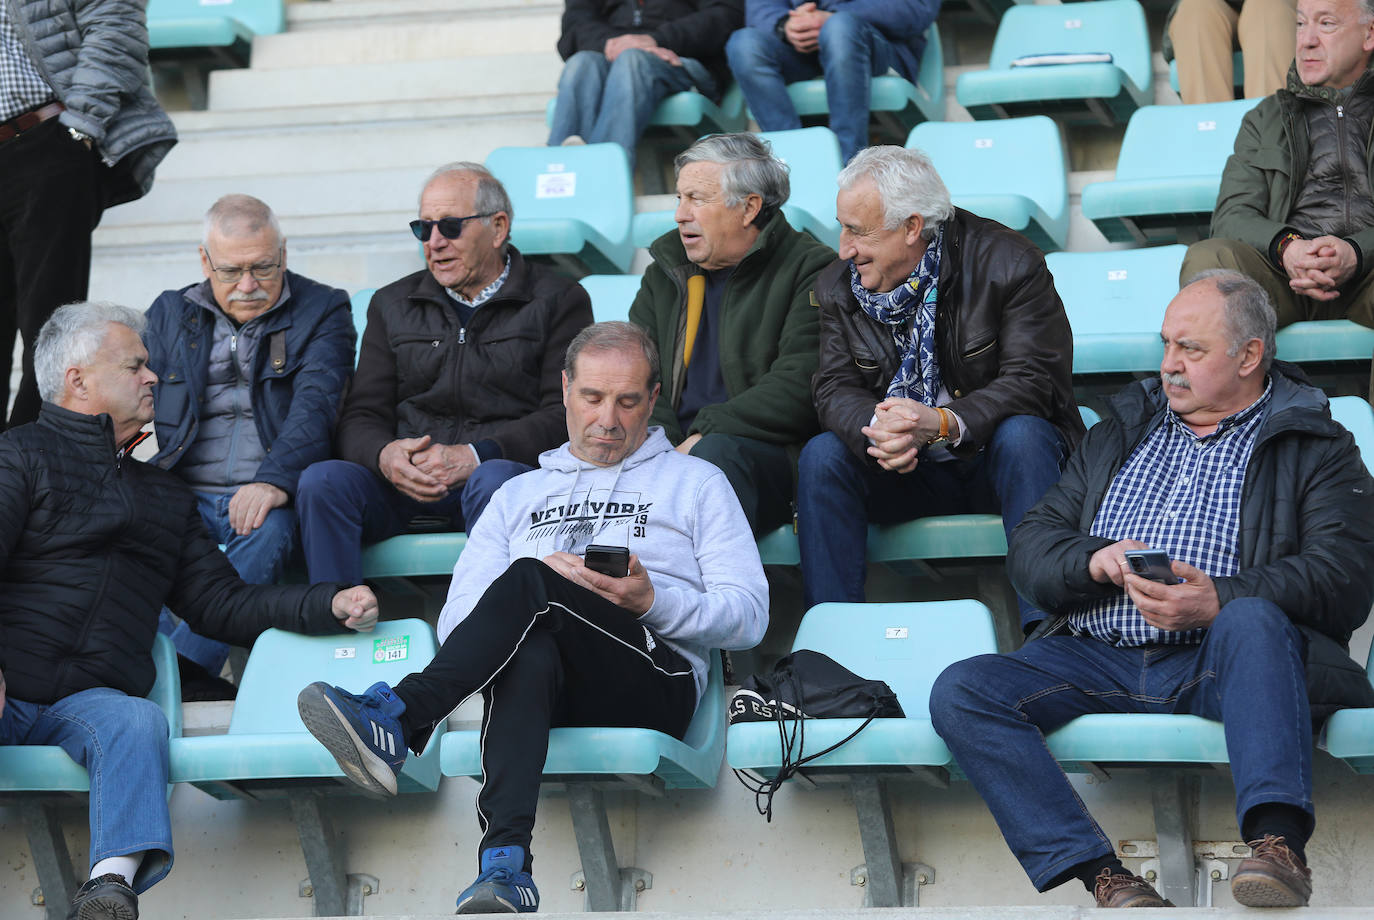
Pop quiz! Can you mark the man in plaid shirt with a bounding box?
[931,269,1374,909]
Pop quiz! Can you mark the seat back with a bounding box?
[579,274,644,324]
[350,288,375,367]
[907,116,1068,249]
[1330,396,1374,475]
[1113,99,1259,182]
[987,0,1151,95]
[760,127,842,245]
[790,601,998,719]
[228,620,437,735]
[147,0,286,37]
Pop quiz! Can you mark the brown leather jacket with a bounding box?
[812,208,1084,460]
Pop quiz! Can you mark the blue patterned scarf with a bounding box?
[848,224,943,405]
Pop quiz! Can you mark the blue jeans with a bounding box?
[296,458,531,584]
[547,49,716,167]
[796,416,1067,623]
[726,12,898,164]
[2,689,174,893]
[158,490,299,674]
[929,598,1313,891]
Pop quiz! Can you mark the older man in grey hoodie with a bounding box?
[297,321,768,914]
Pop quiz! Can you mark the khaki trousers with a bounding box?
[1182,237,1374,327]
[1168,0,1295,104]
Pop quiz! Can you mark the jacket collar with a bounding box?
[647,211,795,276]
[1285,61,1374,104]
[183,272,297,335]
[35,402,147,457]
[408,245,537,311]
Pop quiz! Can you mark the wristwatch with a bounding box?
[68,127,92,148]
[926,407,952,448]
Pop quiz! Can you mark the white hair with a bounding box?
[35,302,146,403]
[838,146,954,237]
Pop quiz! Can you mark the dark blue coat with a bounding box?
[742,0,939,83]
[145,271,356,497]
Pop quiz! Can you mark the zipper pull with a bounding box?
[230,331,238,355]
[459,326,466,344]
[1338,104,1345,117]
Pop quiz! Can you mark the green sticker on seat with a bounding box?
[373,635,410,664]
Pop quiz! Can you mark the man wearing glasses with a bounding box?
[144,194,356,683]
[295,163,593,587]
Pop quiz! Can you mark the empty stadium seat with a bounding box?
[578,274,643,324]
[726,600,1000,907]
[777,24,946,140]
[1081,100,1260,244]
[906,116,1069,251]
[632,126,844,248]
[0,634,180,920]
[485,144,634,276]
[170,619,444,917]
[1042,395,1374,908]
[349,288,375,367]
[1047,245,1186,374]
[440,653,728,910]
[147,0,285,108]
[955,0,1152,126]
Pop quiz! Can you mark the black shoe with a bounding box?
[66,874,138,920]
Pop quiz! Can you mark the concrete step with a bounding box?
[252,13,561,70]
[153,112,548,181]
[206,52,563,110]
[286,0,561,30]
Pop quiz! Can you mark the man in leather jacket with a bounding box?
[800,145,1081,623]
[1183,0,1374,327]
[2,301,378,920]
[930,271,1374,908]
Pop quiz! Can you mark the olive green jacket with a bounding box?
[629,212,835,446]
[1212,65,1374,274]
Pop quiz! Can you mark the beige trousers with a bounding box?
[1182,237,1374,327]
[1169,0,1296,104]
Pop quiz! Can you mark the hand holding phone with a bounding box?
[1123,549,1181,585]
[583,544,630,578]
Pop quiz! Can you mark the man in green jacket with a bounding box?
[629,133,835,534]
[1183,0,1374,327]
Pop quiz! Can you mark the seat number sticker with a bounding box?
[334,648,356,659]
[373,635,410,663]
[536,172,576,198]
[885,627,910,639]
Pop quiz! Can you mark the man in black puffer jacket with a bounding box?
[2,302,379,920]
[931,271,1374,910]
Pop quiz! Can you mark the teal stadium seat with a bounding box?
[578,274,643,324]
[940,0,1031,26]
[726,600,1001,907]
[1168,52,1243,96]
[440,652,728,910]
[906,116,1069,251]
[0,634,179,920]
[631,126,844,248]
[1081,100,1261,244]
[778,24,945,140]
[545,85,749,155]
[1047,245,1186,374]
[485,144,634,276]
[169,620,445,916]
[146,0,285,108]
[955,0,1152,126]
[349,288,375,367]
[1041,395,1374,907]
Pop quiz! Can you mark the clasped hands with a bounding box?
[604,33,682,66]
[379,435,478,502]
[861,398,944,474]
[782,2,833,52]
[1087,539,1220,632]
[1283,235,1358,301]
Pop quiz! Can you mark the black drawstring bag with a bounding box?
[728,649,904,821]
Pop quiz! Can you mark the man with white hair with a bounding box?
[630,132,834,535]
[144,194,356,680]
[800,145,1082,623]
[1183,0,1374,326]
[2,301,378,920]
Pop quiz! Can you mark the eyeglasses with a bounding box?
[409,213,493,242]
[204,248,283,284]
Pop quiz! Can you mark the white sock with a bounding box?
[90,853,142,886]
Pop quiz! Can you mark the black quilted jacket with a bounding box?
[0,404,346,705]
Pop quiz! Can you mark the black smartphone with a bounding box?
[1123,549,1181,585]
[583,544,630,578]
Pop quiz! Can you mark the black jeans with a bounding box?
[393,558,698,867]
[0,116,103,427]
[688,433,794,535]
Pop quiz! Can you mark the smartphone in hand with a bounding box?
[583,544,630,578]
[1123,549,1181,585]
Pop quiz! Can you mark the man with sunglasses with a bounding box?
[296,163,593,587]
[144,194,356,684]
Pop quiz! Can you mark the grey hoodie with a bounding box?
[437,427,769,702]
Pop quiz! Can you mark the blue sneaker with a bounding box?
[297,680,407,797]
[455,846,539,913]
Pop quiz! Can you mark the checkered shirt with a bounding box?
[445,253,512,309]
[0,4,54,123]
[1069,380,1272,647]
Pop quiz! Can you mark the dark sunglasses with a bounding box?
[409,213,494,241]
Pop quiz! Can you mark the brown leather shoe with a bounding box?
[1094,869,1174,908]
[1231,835,1312,907]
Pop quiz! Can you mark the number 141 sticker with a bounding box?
[373,635,410,663]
